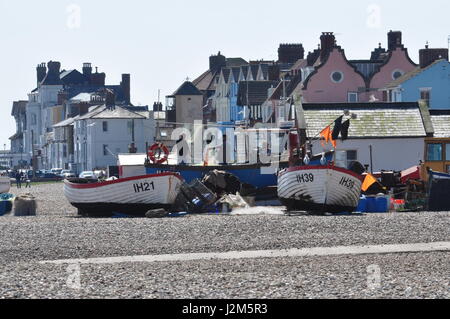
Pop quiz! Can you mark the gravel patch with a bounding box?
[0,252,448,299]
[0,183,449,299]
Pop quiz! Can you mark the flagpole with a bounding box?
[299,112,355,149]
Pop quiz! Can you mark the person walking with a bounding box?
[25,176,31,188]
[15,171,22,189]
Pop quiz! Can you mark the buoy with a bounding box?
[304,155,310,165]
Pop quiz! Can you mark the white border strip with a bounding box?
[39,242,450,265]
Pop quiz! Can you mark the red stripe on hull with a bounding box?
[280,165,364,182]
[65,173,183,190]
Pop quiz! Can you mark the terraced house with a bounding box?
[382,45,450,109]
[11,61,153,172]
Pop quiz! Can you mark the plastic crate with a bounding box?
[0,200,13,216]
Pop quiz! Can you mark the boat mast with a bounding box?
[293,94,308,166]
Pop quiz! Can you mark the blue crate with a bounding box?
[0,200,13,216]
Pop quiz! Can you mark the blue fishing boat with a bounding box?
[145,153,334,188]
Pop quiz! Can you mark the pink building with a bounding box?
[301,31,417,103]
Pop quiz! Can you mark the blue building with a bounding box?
[382,46,450,110]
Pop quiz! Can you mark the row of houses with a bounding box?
[9,62,155,172]
[8,29,450,174]
[160,31,450,129]
[155,30,450,173]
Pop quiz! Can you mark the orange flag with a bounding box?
[320,126,331,147]
[320,126,337,148]
[361,174,378,192]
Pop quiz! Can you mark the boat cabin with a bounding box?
[422,137,450,177]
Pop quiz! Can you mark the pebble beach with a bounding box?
[0,182,449,299]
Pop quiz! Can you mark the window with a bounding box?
[331,71,344,83]
[392,69,404,80]
[127,121,134,136]
[348,92,358,103]
[103,145,109,156]
[102,121,108,132]
[335,150,358,169]
[31,114,37,125]
[346,150,357,167]
[420,88,431,107]
[427,144,442,161]
[446,144,450,161]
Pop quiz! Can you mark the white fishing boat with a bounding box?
[0,176,11,194]
[277,96,364,213]
[64,172,183,216]
[278,165,363,213]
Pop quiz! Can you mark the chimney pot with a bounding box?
[121,74,131,105]
[83,63,92,76]
[388,31,402,51]
[419,46,449,68]
[320,32,336,60]
[105,89,116,109]
[36,62,47,86]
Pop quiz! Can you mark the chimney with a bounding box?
[120,74,131,105]
[105,89,116,109]
[90,67,106,86]
[419,45,449,68]
[153,102,163,112]
[307,47,321,66]
[278,44,305,64]
[41,61,63,85]
[82,63,92,76]
[268,64,280,81]
[57,90,68,105]
[388,30,402,51]
[370,43,387,61]
[320,32,336,60]
[36,63,47,86]
[209,51,226,73]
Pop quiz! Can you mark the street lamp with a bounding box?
[20,144,23,168]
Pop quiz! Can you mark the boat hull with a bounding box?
[0,177,11,194]
[64,173,183,216]
[278,165,363,213]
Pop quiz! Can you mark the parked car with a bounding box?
[79,171,96,179]
[36,170,60,179]
[61,170,76,179]
[93,170,107,179]
[51,168,63,176]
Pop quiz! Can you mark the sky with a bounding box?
[0,0,449,149]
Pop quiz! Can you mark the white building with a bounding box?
[301,102,433,172]
[71,102,155,173]
[13,60,133,171]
